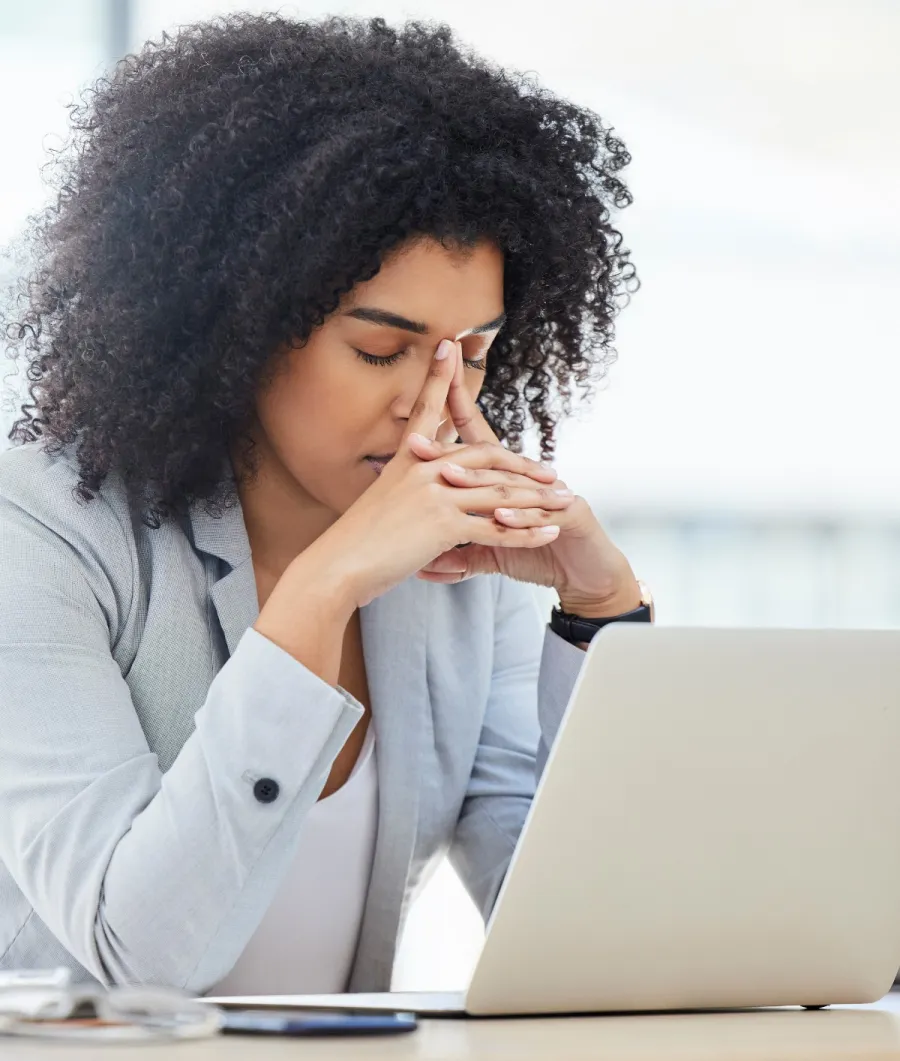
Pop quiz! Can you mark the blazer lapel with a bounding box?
[208,560,260,657]
[348,577,429,991]
[187,462,260,658]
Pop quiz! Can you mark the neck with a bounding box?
[229,435,337,578]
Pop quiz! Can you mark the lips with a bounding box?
[364,453,395,475]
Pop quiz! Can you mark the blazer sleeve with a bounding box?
[0,493,364,992]
[447,574,587,921]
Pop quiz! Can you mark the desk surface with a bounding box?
[3,994,900,1060]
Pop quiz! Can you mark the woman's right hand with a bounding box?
[310,338,576,609]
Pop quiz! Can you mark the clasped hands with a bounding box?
[409,339,640,619]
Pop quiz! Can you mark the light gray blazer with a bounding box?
[0,440,586,993]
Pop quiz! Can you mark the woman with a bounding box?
[0,13,648,994]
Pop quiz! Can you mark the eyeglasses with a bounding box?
[0,979,222,1042]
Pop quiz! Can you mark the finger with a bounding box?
[493,506,570,528]
[440,463,568,490]
[401,338,458,449]
[406,431,456,464]
[418,344,466,447]
[447,340,500,445]
[435,413,459,446]
[408,436,558,482]
[448,483,577,515]
[432,343,466,445]
[461,517,560,547]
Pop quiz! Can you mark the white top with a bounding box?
[209,723,379,995]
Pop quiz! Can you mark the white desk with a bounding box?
[2,994,900,1060]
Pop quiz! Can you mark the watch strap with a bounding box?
[550,601,653,645]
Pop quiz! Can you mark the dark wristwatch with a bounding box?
[550,580,654,646]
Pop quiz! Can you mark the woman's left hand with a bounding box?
[411,343,642,617]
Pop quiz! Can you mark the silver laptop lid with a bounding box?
[468,626,900,1015]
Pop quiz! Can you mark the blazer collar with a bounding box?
[187,456,252,570]
[187,459,427,991]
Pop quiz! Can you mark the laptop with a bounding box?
[208,625,900,1016]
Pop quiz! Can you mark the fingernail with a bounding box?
[496,508,516,518]
[409,432,433,445]
[540,461,557,474]
[435,339,454,360]
[444,462,465,474]
[554,487,574,497]
[539,525,561,536]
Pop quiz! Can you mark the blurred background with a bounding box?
[1,0,898,991]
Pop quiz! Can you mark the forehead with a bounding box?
[340,237,504,338]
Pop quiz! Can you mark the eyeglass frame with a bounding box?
[0,982,223,1042]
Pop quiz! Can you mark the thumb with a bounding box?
[416,549,471,584]
[419,550,470,575]
[416,544,498,583]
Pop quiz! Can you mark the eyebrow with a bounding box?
[342,306,506,336]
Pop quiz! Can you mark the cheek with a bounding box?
[254,370,336,472]
[257,375,314,439]
[259,352,360,442]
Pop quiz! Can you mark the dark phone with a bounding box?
[220,1008,418,1037]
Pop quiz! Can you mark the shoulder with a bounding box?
[0,440,134,549]
[0,442,137,631]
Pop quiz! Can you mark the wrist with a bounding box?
[284,544,360,621]
[253,553,356,686]
[557,577,642,620]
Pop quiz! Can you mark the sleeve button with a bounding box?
[253,778,280,804]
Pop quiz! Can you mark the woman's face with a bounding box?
[248,236,505,517]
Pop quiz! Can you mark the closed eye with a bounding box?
[354,348,486,370]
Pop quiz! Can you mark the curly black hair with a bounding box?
[2,11,637,528]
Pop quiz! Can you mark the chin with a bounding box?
[327,482,366,516]
[283,468,356,518]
